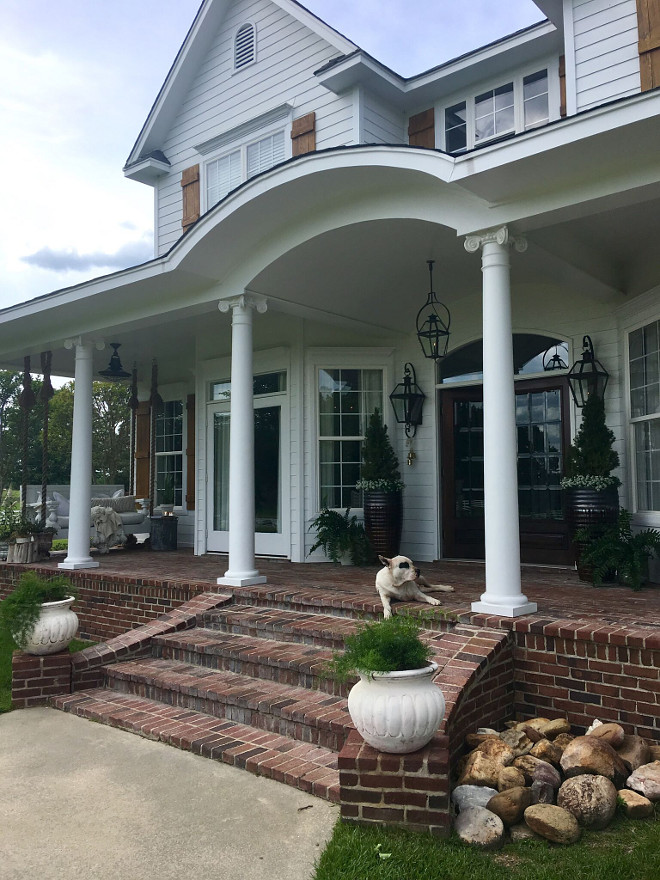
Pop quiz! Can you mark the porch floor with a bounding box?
[38,547,660,635]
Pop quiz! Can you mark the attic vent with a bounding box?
[234,23,256,70]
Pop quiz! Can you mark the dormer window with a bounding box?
[234,23,256,70]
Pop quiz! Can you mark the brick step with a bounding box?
[203,603,360,648]
[230,584,458,631]
[52,688,340,802]
[104,657,352,752]
[152,628,348,696]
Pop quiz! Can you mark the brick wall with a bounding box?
[0,564,225,642]
[12,651,73,708]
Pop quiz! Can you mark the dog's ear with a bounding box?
[378,555,391,567]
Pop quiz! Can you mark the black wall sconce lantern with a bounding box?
[99,343,131,381]
[416,260,451,361]
[567,335,609,407]
[389,363,425,437]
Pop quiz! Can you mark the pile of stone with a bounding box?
[452,717,660,848]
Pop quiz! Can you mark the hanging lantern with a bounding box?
[389,363,425,438]
[567,335,609,407]
[99,343,131,380]
[416,260,451,360]
[543,344,568,372]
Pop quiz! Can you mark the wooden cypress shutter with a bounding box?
[186,394,196,510]
[291,112,316,156]
[135,401,151,499]
[559,55,567,117]
[637,0,660,90]
[408,109,435,148]
[181,164,200,232]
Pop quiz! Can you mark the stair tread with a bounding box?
[205,603,360,641]
[105,657,352,733]
[53,688,340,802]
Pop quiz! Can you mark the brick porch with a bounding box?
[3,548,660,836]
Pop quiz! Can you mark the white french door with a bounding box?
[206,393,290,556]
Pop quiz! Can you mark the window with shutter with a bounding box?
[204,130,286,209]
[235,23,256,70]
[207,151,241,206]
[247,131,285,179]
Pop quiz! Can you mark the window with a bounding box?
[318,369,383,508]
[629,320,660,511]
[443,69,549,153]
[234,23,256,70]
[210,371,287,401]
[155,401,183,507]
[205,130,286,207]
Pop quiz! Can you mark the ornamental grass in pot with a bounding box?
[328,614,445,754]
[0,571,78,655]
[356,408,404,560]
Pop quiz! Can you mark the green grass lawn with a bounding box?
[0,633,94,713]
[314,812,660,880]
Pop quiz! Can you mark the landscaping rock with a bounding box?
[497,766,526,792]
[475,738,515,766]
[509,822,542,842]
[554,733,575,750]
[626,762,660,801]
[530,739,563,766]
[457,752,501,788]
[539,718,571,740]
[513,755,559,787]
[531,780,555,805]
[617,789,654,818]
[465,732,500,749]
[617,736,651,773]
[453,807,504,849]
[500,729,534,757]
[648,744,660,762]
[452,785,499,812]
[516,717,549,732]
[560,736,629,787]
[487,786,532,826]
[557,775,617,830]
[524,804,581,844]
[520,725,545,743]
[586,722,625,749]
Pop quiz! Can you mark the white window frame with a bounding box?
[626,316,660,525]
[440,59,560,153]
[306,348,395,514]
[202,125,289,211]
[154,397,186,510]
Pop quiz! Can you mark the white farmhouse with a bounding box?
[2,0,659,615]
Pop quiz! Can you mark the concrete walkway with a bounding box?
[0,708,338,880]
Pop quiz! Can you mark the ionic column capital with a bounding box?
[464,226,527,254]
[218,293,268,315]
[64,338,105,352]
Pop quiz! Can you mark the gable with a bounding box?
[125,0,356,170]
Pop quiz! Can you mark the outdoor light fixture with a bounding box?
[416,260,451,361]
[98,343,131,381]
[543,344,568,372]
[567,335,609,407]
[389,362,425,437]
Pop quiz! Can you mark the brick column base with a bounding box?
[338,730,451,836]
[11,651,73,708]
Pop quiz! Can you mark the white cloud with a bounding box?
[22,239,154,273]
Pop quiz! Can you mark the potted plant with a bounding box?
[356,408,404,559]
[576,508,660,590]
[159,474,176,515]
[0,571,78,655]
[5,514,48,564]
[308,507,370,565]
[327,614,445,754]
[561,394,620,575]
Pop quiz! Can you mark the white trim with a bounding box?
[562,0,578,117]
[195,104,293,155]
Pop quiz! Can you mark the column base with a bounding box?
[217,573,267,587]
[471,598,537,618]
[58,558,100,570]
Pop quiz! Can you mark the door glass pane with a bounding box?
[213,412,230,531]
[255,406,281,533]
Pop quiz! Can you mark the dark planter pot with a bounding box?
[564,486,619,581]
[150,515,178,551]
[363,491,402,560]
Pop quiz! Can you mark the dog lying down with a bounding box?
[376,555,455,619]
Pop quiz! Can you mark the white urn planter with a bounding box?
[347,661,445,753]
[22,597,79,655]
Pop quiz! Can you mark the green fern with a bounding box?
[0,571,76,648]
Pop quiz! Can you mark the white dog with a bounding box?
[375,555,455,619]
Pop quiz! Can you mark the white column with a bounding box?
[464,227,537,617]
[59,338,99,570]
[217,294,267,587]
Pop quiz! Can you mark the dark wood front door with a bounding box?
[441,377,572,564]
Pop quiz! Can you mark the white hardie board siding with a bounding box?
[361,92,406,144]
[155,0,354,254]
[571,0,641,112]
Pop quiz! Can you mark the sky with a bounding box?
[0,0,545,310]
